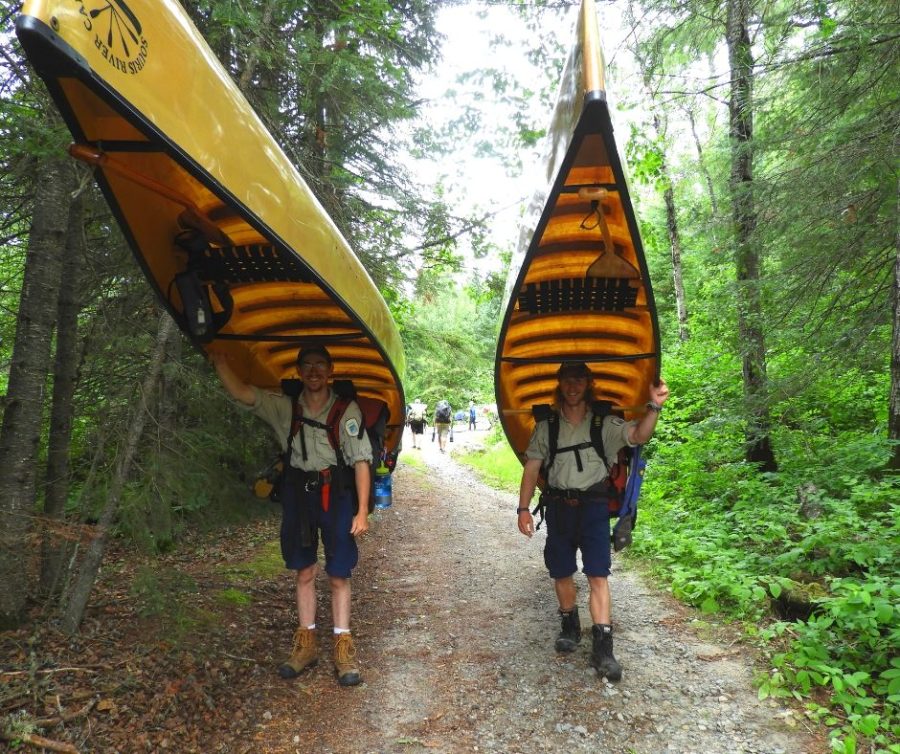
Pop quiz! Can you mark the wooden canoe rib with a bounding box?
[495,0,661,459]
[16,0,406,455]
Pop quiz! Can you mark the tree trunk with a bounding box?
[39,187,87,600]
[726,0,777,472]
[60,312,177,635]
[627,19,690,342]
[237,1,276,94]
[158,318,182,443]
[652,111,690,342]
[685,105,720,219]
[889,178,900,469]
[0,157,73,629]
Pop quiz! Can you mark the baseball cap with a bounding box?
[557,361,592,379]
[297,343,332,365]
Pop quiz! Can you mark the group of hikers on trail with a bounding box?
[211,344,669,687]
[404,398,457,452]
[405,398,481,451]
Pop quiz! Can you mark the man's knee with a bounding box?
[297,564,317,586]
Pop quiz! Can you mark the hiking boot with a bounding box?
[590,624,622,681]
[277,627,318,678]
[555,607,581,652]
[333,632,361,687]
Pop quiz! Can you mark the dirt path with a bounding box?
[1,426,825,753]
[245,426,822,754]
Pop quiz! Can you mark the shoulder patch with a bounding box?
[344,417,360,437]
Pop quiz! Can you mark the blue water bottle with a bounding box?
[374,462,392,509]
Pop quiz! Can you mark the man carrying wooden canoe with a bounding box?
[211,344,371,687]
[516,362,670,681]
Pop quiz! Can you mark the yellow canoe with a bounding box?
[495,0,661,458]
[16,0,406,455]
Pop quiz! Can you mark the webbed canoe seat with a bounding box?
[517,277,638,315]
[175,229,313,284]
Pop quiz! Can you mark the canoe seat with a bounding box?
[190,244,314,284]
[517,277,638,314]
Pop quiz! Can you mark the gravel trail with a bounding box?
[252,427,822,754]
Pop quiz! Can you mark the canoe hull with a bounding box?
[16,0,406,454]
[495,0,661,459]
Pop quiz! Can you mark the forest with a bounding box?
[0,1,897,753]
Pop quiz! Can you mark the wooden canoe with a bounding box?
[16,0,406,456]
[494,0,661,459]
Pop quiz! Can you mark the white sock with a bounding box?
[333,627,351,635]
[306,624,316,630]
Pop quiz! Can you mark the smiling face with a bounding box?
[557,375,592,408]
[298,354,333,392]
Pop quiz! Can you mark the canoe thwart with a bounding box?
[517,277,638,314]
[68,143,233,247]
[502,403,646,416]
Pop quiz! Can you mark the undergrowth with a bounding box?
[631,426,899,754]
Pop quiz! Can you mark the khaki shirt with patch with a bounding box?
[525,410,637,491]
[247,387,373,471]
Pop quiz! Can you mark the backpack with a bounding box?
[408,405,425,422]
[279,379,392,513]
[435,400,452,423]
[531,400,646,550]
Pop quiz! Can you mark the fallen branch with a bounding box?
[223,653,257,664]
[33,698,97,726]
[1,667,99,677]
[0,730,80,753]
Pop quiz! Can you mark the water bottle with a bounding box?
[374,463,392,509]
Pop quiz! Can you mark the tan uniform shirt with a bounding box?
[525,409,636,491]
[248,387,373,471]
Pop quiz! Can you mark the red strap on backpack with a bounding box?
[320,468,332,512]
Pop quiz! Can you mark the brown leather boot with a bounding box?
[333,632,361,686]
[278,627,318,678]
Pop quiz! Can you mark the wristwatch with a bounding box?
[516,507,531,514]
[646,401,662,412]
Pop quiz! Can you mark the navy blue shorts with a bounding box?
[543,496,612,579]
[280,469,358,578]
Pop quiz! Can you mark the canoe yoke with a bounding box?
[517,277,638,315]
[171,229,313,343]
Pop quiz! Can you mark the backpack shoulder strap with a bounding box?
[324,396,354,462]
[589,400,613,473]
[287,394,305,461]
[531,404,560,471]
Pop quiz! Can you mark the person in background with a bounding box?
[468,399,477,431]
[433,399,453,453]
[407,398,427,449]
[210,344,371,687]
[516,362,669,682]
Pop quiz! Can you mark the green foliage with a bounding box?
[628,344,899,752]
[457,437,523,494]
[397,270,500,409]
[128,564,217,643]
[218,588,252,606]
[221,541,284,582]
